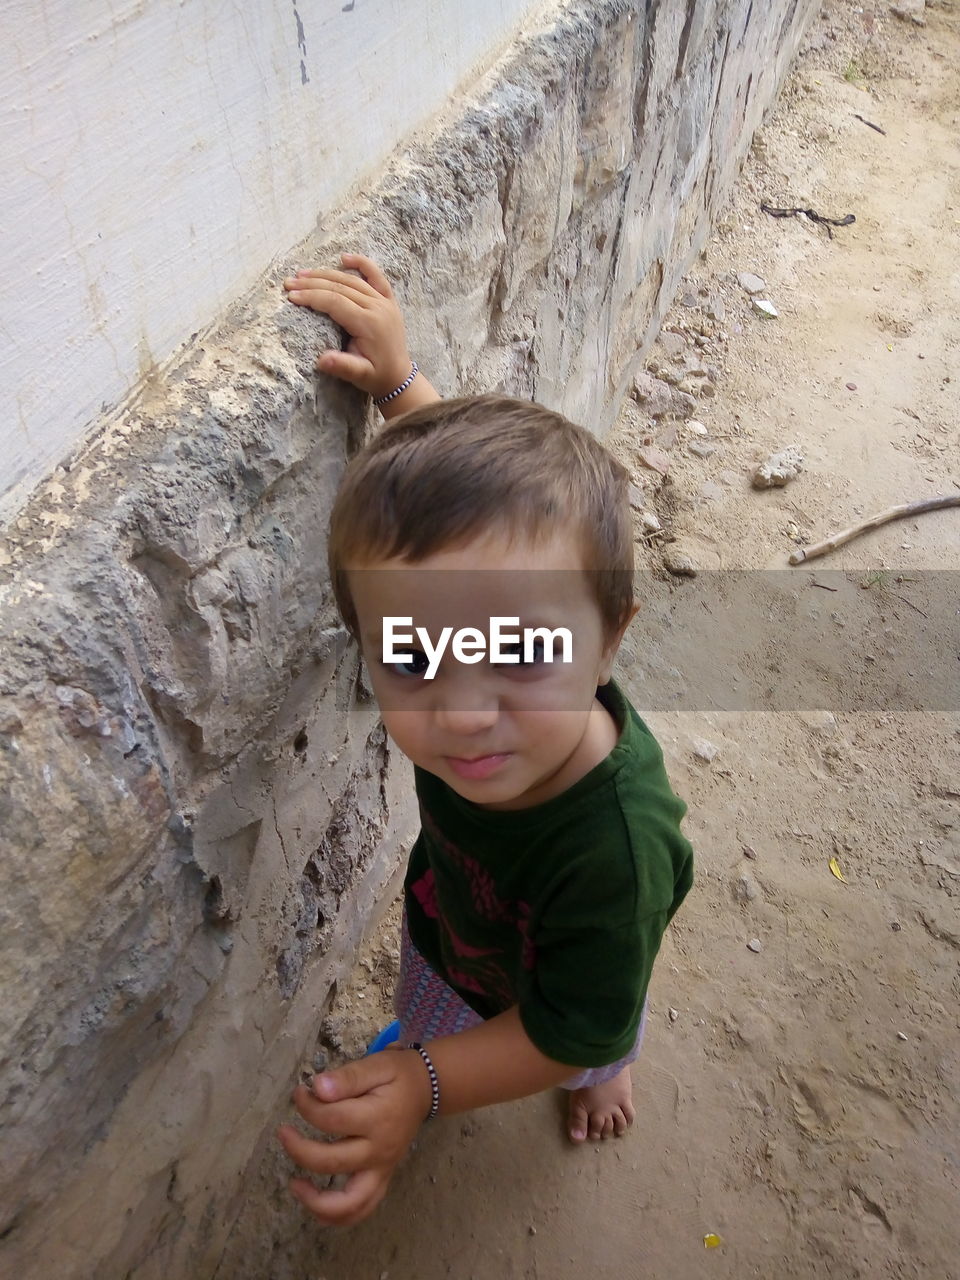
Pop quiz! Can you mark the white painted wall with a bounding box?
[0,0,544,518]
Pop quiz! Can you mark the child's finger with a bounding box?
[285,289,368,331]
[316,350,373,384]
[289,1168,387,1227]
[341,253,395,299]
[311,1053,397,1102]
[291,1084,374,1137]
[287,269,380,300]
[286,278,376,310]
[277,1124,370,1176]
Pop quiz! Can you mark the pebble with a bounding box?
[743,845,758,860]
[681,289,699,308]
[891,920,902,931]
[688,440,717,459]
[528,1226,537,1237]
[668,1007,679,1023]
[692,737,719,762]
[897,1031,909,1042]
[800,709,838,736]
[890,3,926,26]
[637,445,672,477]
[705,296,726,321]
[662,544,698,577]
[747,938,763,953]
[735,873,760,903]
[752,445,804,489]
[738,271,766,295]
[752,299,779,319]
[659,331,687,359]
[628,482,647,511]
[846,382,858,391]
[632,370,697,419]
[686,419,709,436]
[640,511,662,532]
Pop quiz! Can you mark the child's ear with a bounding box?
[598,602,639,683]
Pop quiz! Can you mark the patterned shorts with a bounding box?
[394,913,648,1090]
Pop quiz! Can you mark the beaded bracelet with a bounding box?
[373,361,419,406]
[409,1042,440,1119]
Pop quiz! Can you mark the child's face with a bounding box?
[348,528,631,810]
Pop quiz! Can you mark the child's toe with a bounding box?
[568,1096,590,1143]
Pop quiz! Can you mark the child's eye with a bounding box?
[387,649,430,678]
[494,637,547,667]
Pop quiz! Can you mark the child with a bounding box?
[276,255,693,1226]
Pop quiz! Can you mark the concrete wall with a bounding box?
[0,0,545,520]
[0,1,818,1276]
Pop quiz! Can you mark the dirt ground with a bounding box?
[234,3,960,1276]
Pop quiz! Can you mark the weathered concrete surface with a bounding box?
[0,0,817,1275]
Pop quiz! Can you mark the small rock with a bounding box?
[659,331,687,360]
[640,511,662,532]
[628,482,647,511]
[698,381,717,398]
[705,296,726,321]
[891,920,902,932]
[637,445,672,477]
[846,382,858,391]
[528,1226,537,1237]
[752,298,779,319]
[668,1007,679,1022]
[686,419,709,436]
[735,873,760,903]
[800,709,838,736]
[663,546,697,576]
[752,446,804,489]
[738,271,766,295]
[680,289,699,308]
[743,845,758,860]
[692,737,719,762]
[688,440,717,459]
[632,370,697,420]
[677,377,702,396]
[658,423,679,450]
[890,3,926,25]
[897,1031,909,1042]
[747,938,763,953]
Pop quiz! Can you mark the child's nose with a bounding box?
[433,688,499,736]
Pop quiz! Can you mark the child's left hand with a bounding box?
[277,1047,432,1226]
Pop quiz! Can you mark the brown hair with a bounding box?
[328,395,634,637]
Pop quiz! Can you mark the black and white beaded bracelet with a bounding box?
[373,361,419,406]
[409,1042,440,1119]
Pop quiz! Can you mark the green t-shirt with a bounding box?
[404,680,694,1067]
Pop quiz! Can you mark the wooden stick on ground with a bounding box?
[788,494,960,565]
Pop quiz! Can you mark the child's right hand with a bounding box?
[283,253,412,399]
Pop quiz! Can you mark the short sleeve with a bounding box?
[518,905,669,1067]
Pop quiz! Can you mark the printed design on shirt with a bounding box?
[411,809,538,1008]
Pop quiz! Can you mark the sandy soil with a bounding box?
[220,3,960,1276]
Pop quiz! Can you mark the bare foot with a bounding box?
[566,1065,635,1143]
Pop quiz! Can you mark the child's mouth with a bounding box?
[445,753,511,780]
